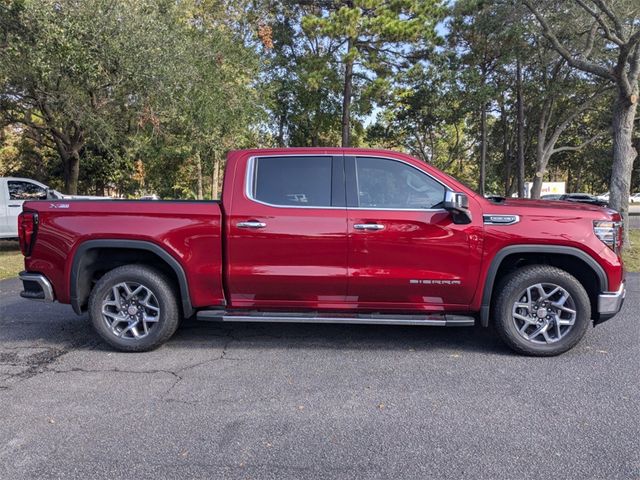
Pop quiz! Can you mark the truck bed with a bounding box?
[21,200,225,311]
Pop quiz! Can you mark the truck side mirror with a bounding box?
[444,191,472,224]
[46,188,64,200]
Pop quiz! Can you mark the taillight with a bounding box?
[18,211,38,257]
[593,220,623,255]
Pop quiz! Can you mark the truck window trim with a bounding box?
[244,154,453,212]
[245,155,347,210]
[345,155,451,212]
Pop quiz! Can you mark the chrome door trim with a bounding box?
[245,155,345,210]
[353,223,385,231]
[244,154,453,213]
[236,221,267,229]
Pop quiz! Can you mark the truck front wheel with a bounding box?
[88,265,180,352]
[493,265,591,356]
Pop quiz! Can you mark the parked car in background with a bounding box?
[17,148,625,356]
[541,194,563,200]
[0,177,108,239]
[629,193,640,203]
[559,193,608,207]
[597,192,610,202]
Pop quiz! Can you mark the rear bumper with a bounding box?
[19,271,55,302]
[596,282,625,323]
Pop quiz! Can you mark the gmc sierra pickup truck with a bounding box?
[17,148,625,356]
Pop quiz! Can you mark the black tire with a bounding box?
[493,265,591,356]
[88,265,180,352]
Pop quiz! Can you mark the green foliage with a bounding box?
[0,0,638,198]
[300,0,445,145]
[0,0,260,197]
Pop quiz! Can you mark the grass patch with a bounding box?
[0,240,23,280]
[623,229,640,273]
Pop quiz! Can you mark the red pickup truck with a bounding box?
[17,148,625,356]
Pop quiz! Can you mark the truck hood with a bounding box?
[488,198,619,218]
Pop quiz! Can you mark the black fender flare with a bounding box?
[70,239,194,318]
[479,245,607,327]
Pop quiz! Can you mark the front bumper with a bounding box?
[19,271,55,302]
[596,282,625,323]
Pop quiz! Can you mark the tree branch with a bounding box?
[523,0,615,81]
[551,132,605,154]
[590,0,627,41]
[574,0,624,46]
[614,42,636,99]
[583,22,598,58]
[545,87,611,154]
[629,42,640,86]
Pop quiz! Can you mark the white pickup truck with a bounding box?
[0,177,107,238]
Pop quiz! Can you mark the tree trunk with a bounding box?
[341,37,354,148]
[530,147,549,199]
[277,112,286,147]
[531,112,547,199]
[609,91,638,246]
[478,104,487,196]
[95,179,105,197]
[211,153,221,199]
[530,170,545,199]
[516,58,526,198]
[63,150,80,195]
[195,152,204,200]
[500,96,513,197]
[52,132,82,195]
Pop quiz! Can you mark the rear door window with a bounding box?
[252,156,333,207]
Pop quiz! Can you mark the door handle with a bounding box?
[8,204,21,208]
[237,221,267,229]
[353,223,385,231]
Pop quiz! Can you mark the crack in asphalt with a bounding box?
[0,347,68,385]
[0,331,241,401]
[160,335,236,400]
[0,323,328,394]
[0,318,410,395]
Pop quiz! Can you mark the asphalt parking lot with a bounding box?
[0,276,638,480]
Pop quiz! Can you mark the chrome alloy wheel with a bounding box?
[511,283,577,344]
[101,282,160,340]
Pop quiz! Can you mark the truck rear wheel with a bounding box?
[493,265,591,356]
[88,265,180,352]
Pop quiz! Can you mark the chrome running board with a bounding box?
[196,310,475,327]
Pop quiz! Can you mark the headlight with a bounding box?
[593,220,623,254]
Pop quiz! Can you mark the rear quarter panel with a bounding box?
[23,200,224,308]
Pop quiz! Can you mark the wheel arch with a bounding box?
[480,245,607,327]
[70,239,194,318]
